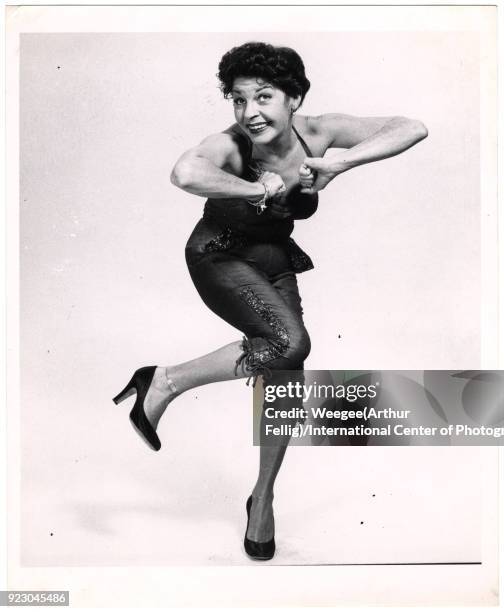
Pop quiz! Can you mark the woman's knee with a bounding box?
[256,326,311,368]
[284,328,311,366]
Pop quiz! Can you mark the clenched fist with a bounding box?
[299,158,341,194]
[260,171,286,200]
[298,163,315,191]
[253,170,293,219]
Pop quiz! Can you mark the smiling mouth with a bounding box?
[247,122,270,134]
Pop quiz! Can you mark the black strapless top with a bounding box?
[203,124,318,243]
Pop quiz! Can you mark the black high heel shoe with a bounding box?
[113,366,161,451]
[244,496,275,561]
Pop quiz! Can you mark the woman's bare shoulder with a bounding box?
[221,123,248,145]
[293,115,332,156]
[220,124,249,169]
[295,113,351,138]
[294,114,320,133]
[198,124,244,150]
[189,124,248,172]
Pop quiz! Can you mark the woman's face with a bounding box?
[231,77,300,144]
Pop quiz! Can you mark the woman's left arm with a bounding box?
[299,114,428,194]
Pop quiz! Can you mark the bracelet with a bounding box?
[246,183,269,215]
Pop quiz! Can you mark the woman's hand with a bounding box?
[298,163,315,191]
[260,171,286,200]
[299,158,343,194]
[254,170,292,219]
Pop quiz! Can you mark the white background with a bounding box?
[6,4,499,607]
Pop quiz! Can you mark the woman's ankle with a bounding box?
[251,490,274,503]
[164,368,178,394]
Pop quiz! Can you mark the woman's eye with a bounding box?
[258,94,271,102]
[233,98,245,106]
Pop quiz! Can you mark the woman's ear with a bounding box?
[290,94,302,114]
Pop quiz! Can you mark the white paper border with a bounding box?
[4,4,500,608]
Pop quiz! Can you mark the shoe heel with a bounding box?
[113,378,136,404]
[114,366,161,452]
[244,495,275,561]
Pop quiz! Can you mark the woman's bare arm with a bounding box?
[170,131,265,201]
[299,114,428,193]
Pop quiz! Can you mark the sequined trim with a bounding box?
[234,288,291,381]
[286,238,314,273]
[203,227,248,253]
[202,226,313,274]
[234,337,272,386]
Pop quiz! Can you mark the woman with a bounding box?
[113,41,427,561]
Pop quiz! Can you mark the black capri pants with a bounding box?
[185,218,311,380]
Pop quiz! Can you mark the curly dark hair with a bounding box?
[217,41,311,105]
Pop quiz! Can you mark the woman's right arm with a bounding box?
[170,131,266,201]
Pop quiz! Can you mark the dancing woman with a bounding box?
[114,41,427,560]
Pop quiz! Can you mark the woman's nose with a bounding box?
[243,101,259,120]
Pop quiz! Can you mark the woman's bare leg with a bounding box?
[143,340,248,429]
[247,444,288,542]
[141,340,287,544]
[140,340,293,544]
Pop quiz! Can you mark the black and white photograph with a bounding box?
[5,4,500,607]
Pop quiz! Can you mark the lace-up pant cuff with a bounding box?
[234,336,277,386]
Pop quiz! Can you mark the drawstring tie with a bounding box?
[234,336,273,387]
